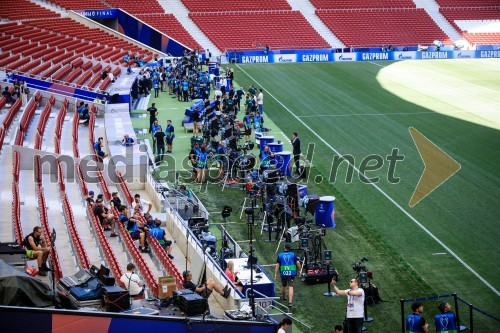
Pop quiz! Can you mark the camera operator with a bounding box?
[330,277,365,333]
[275,243,301,308]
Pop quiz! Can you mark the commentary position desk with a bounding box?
[226,258,274,297]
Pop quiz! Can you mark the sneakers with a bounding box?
[168,254,174,259]
[140,247,150,253]
[40,265,51,272]
[288,303,293,308]
[103,226,111,231]
[110,232,118,237]
[281,297,286,301]
[38,270,47,276]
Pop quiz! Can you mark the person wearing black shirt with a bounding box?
[23,226,51,276]
[147,103,158,133]
[154,126,166,162]
[291,132,301,174]
[110,192,122,209]
[192,107,200,137]
[182,270,231,299]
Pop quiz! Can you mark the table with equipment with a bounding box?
[226,258,274,297]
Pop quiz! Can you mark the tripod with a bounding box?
[245,203,257,318]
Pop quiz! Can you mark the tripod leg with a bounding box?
[275,227,287,253]
[239,198,247,219]
[260,211,266,234]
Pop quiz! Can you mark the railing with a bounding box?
[53,99,68,154]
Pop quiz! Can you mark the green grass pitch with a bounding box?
[228,59,500,331]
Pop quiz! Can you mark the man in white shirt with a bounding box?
[133,193,152,216]
[120,263,144,297]
[331,277,365,333]
[257,89,264,115]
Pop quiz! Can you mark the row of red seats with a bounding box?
[12,151,23,245]
[105,0,163,14]
[50,0,108,11]
[116,172,134,206]
[35,158,64,282]
[181,0,291,12]
[72,110,80,158]
[114,196,159,296]
[87,203,124,283]
[189,11,330,50]
[309,0,416,9]
[147,235,184,290]
[1,89,22,130]
[317,9,452,47]
[35,181,64,281]
[97,168,112,202]
[463,32,500,45]
[14,94,40,146]
[88,112,96,160]
[0,0,58,21]
[57,159,91,270]
[435,0,499,7]
[34,97,56,150]
[137,14,203,51]
[61,191,91,270]
[54,99,69,155]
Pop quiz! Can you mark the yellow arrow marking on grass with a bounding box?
[409,127,461,207]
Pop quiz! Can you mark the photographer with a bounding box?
[330,278,365,333]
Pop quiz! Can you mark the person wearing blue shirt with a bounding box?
[406,302,429,333]
[196,147,208,183]
[259,145,273,172]
[434,302,458,333]
[182,79,189,102]
[216,141,227,178]
[253,111,263,130]
[94,137,108,163]
[121,134,135,147]
[124,54,130,63]
[153,75,160,98]
[165,120,175,153]
[151,119,161,154]
[149,219,174,259]
[243,111,252,141]
[275,243,301,307]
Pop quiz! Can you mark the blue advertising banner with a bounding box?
[356,52,394,61]
[476,50,500,58]
[238,49,333,63]
[75,9,119,19]
[416,51,454,60]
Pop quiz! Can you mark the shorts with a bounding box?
[245,128,251,136]
[26,249,35,259]
[160,240,172,247]
[166,138,173,145]
[130,231,140,240]
[281,276,295,287]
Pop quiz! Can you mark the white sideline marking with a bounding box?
[236,64,500,297]
[297,111,472,118]
[368,61,385,68]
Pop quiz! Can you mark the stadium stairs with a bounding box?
[157,0,221,55]
[286,0,345,48]
[412,0,467,45]
[435,0,500,46]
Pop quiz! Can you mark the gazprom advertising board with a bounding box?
[239,50,333,63]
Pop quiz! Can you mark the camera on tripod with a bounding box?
[352,257,368,273]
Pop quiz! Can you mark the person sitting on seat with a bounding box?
[94,137,108,162]
[182,270,231,299]
[225,260,244,292]
[121,134,135,147]
[23,226,51,276]
[148,219,174,259]
[2,87,15,104]
[120,263,145,298]
[119,206,149,253]
[77,102,90,125]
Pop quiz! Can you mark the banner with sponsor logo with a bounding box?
[237,48,500,64]
[356,52,395,61]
